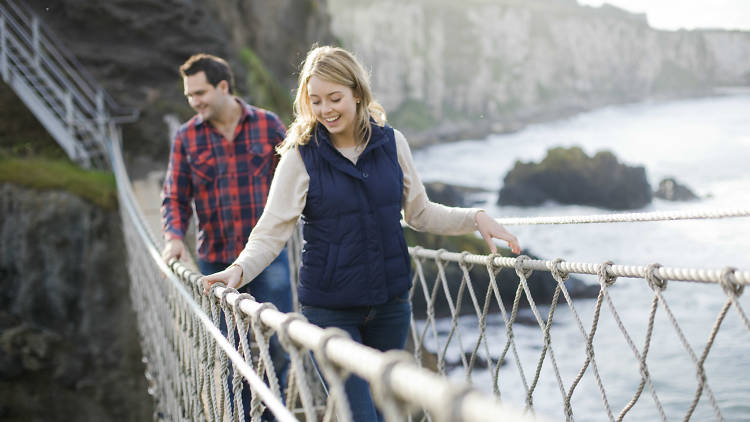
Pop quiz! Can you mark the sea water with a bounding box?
[412,91,750,421]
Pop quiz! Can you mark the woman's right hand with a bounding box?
[202,264,243,294]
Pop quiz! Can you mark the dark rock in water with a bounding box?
[0,184,153,421]
[404,228,600,320]
[409,247,600,320]
[498,146,652,210]
[424,182,488,207]
[654,177,699,201]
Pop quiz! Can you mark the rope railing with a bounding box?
[407,246,750,421]
[409,248,750,285]
[491,207,750,226]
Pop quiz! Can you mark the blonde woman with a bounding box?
[203,45,520,421]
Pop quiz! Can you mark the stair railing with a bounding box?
[0,0,138,168]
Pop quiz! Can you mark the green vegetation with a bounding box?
[389,99,438,132]
[0,156,117,209]
[0,82,116,209]
[239,48,294,124]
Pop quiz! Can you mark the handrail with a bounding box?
[2,0,138,122]
[108,137,297,421]
[409,246,750,285]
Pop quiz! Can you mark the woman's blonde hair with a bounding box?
[277,45,386,154]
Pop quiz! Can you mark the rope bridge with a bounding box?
[114,134,539,421]
[4,1,750,419]
[117,151,750,422]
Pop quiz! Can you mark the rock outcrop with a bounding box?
[498,146,652,209]
[654,177,699,201]
[0,184,153,422]
[423,182,488,208]
[327,0,750,146]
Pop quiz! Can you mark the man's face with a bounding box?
[183,71,228,122]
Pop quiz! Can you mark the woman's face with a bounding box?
[307,76,359,145]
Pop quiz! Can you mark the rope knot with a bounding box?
[315,327,351,368]
[370,350,415,419]
[597,261,617,287]
[208,281,226,297]
[514,255,533,279]
[485,252,504,272]
[720,267,743,297]
[314,327,354,422]
[277,313,308,350]
[458,251,474,271]
[550,258,569,282]
[232,293,256,323]
[645,263,667,291]
[220,286,238,309]
[251,302,279,338]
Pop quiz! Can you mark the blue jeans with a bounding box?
[301,290,412,422]
[199,248,293,421]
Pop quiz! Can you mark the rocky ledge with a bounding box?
[0,183,153,422]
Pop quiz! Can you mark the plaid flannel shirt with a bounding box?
[161,99,285,263]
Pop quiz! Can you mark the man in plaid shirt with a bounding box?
[160,54,291,416]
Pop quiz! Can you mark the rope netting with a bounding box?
[407,247,750,421]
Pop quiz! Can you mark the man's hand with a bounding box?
[161,238,185,263]
[475,211,521,254]
[202,264,243,294]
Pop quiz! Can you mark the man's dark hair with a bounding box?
[180,53,235,94]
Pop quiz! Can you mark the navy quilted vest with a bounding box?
[297,122,411,308]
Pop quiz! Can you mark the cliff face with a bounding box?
[327,0,750,145]
[25,0,335,160]
[0,184,153,421]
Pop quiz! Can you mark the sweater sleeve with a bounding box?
[232,147,309,288]
[396,129,482,235]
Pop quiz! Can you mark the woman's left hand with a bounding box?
[475,211,521,254]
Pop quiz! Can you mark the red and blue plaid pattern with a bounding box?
[161,99,285,263]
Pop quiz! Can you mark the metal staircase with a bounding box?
[0,0,137,168]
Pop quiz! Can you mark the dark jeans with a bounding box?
[199,248,292,421]
[301,290,412,422]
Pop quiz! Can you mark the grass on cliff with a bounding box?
[0,83,117,210]
[0,155,117,209]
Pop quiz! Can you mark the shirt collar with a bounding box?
[193,97,255,128]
